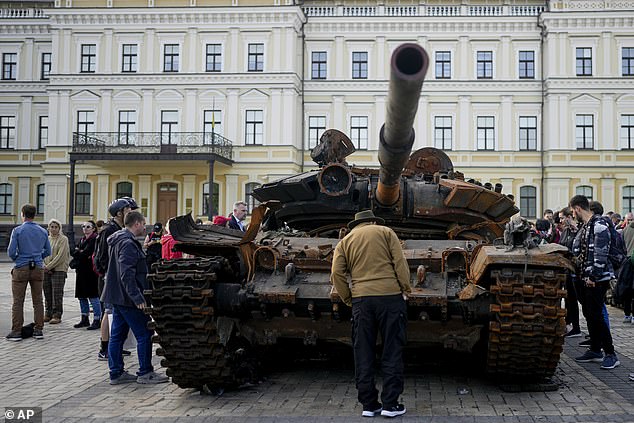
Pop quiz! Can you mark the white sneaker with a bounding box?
[137,371,169,384]
[623,315,632,323]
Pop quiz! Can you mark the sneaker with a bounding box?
[49,317,61,325]
[564,328,582,338]
[33,329,44,340]
[5,331,22,342]
[137,371,169,384]
[624,316,632,323]
[575,350,603,363]
[98,350,108,361]
[380,404,406,418]
[579,339,591,347]
[110,371,138,385]
[361,402,383,417]
[122,349,132,356]
[600,354,620,369]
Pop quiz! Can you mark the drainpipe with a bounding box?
[298,0,306,172]
[537,7,547,214]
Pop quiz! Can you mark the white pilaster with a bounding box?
[225,174,239,212]
[272,28,281,72]
[457,96,471,151]
[271,89,282,145]
[145,29,155,73]
[544,177,570,211]
[601,94,615,150]
[101,90,112,132]
[285,27,296,72]
[43,174,68,223]
[24,38,34,81]
[138,175,151,221]
[374,96,386,151]
[183,174,196,214]
[51,29,60,75]
[62,29,71,74]
[376,37,386,80]
[141,89,154,132]
[600,177,616,213]
[559,95,569,149]
[416,96,428,148]
[187,28,197,73]
[58,91,71,147]
[96,174,110,221]
[104,29,113,74]
[601,32,611,77]
[226,88,239,144]
[184,89,197,132]
[458,36,468,80]
[501,36,511,80]
[501,96,512,151]
[333,95,344,131]
[17,177,31,212]
[282,88,295,146]
[20,97,33,150]
[335,36,344,79]
[229,28,239,73]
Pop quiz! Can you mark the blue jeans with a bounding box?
[78,297,102,319]
[108,304,153,379]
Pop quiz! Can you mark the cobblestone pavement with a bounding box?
[3,261,634,422]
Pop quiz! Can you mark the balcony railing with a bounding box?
[303,4,546,17]
[72,132,233,162]
[0,8,48,19]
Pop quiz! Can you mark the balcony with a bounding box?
[302,4,546,17]
[0,8,49,19]
[71,132,233,164]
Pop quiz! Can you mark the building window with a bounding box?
[0,116,16,149]
[75,182,91,215]
[77,111,95,137]
[434,116,452,150]
[205,44,222,72]
[435,51,451,79]
[163,44,179,72]
[518,51,534,79]
[477,51,493,79]
[245,110,263,145]
[203,110,223,143]
[477,116,495,150]
[576,47,592,76]
[80,44,96,73]
[519,116,537,151]
[624,186,634,215]
[576,185,593,201]
[36,184,45,215]
[623,47,634,76]
[308,116,326,149]
[121,44,137,73]
[519,186,537,219]
[245,182,261,213]
[2,53,17,80]
[621,115,634,149]
[247,43,264,72]
[41,53,51,80]
[118,110,136,145]
[160,110,178,144]
[575,114,594,150]
[116,181,132,199]
[352,52,368,79]
[350,116,368,150]
[38,116,48,149]
[0,183,12,215]
[311,51,327,79]
[202,182,219,216]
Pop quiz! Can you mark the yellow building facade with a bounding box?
[0,0,633,229]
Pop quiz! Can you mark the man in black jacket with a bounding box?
[227,201,248,232]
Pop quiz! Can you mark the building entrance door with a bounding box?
[157,183,178,226]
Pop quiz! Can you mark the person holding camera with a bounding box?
[6,204,51,341]
[72,220,102,330]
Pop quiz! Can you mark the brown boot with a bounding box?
[43,316,52,323]
[49,315,61,324]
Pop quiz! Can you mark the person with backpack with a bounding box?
[570,195,620,370]
[94,197,138,360]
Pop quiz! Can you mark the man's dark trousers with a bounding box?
[352,294,407,409]
[580,281,615,355]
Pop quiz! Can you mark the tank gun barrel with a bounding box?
[376,43,429,206]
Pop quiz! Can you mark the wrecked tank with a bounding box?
[147,43,574,391]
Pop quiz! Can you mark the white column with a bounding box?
[500,178,515,200]
[457,96,470,151]
[270,89,282,145]
[103,29,113,74]
[62,29,71,74]
[501,36,510,80]
[544,178,570,212]
[271,28,281,72]
[183,174,196,214]
[43,174,68,223]
[138,174,152,221]
[226,88,239,144]
[416,96,428,148]
[145,29,155,73]
[285,27,296,72]
[559,95,569,149]
[458,36,468,80]
[545,33,556,77]
[184,89,197,132]
[24,38,34,81]
[601,94,615,150]
[558,33,566,77]
[96,174,110,221]
[229,28,239,73]
[141,89,154,132]
[17,177,31,212]
[51,29,60,75]
[101,89,112,132]
[334,36,344,79]
[600,177,616,213]
[373,95,386,151]
[501,96,512,151]
[601,32,611,77]
[333,95,344,131]
[282,89,295,146]
[543,94,557,151]
[187,28,197,73]
[20,97,33,150]
[376,37,386,80]
[225,174,239,212]
[58,91,71,147]
[48,91,59,147]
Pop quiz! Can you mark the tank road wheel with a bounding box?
[147,258,257,391]
[487,268,567,380]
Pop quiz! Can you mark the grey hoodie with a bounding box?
[624,221,634,257]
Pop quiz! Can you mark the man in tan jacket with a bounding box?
[331,210,411,418]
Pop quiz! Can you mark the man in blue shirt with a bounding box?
[6,204,51,341]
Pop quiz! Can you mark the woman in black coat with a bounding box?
[72,220,102,330]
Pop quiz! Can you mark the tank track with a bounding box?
[147,258,254,390]
[487,267,567,379]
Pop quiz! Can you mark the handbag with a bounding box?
[68,257,78,270]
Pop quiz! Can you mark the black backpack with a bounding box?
[600,216,628,273]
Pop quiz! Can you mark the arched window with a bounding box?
[116,181,132,199]
[202,182,219,216]
[576,185,593,201]
[75,182,91,215]
[245,182,261,214]
[0,183,12,214]
[623,186,634,215]
[36,184,45,215]
[519,186,537,219]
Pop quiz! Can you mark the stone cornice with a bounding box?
[545,78,634,93]
[46,7,306,31]
[0,82,50,94]
[305,80,543,95]
[540,12,634,32]
[0,22,50,34]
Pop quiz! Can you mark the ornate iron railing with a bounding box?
[303,4,546,17]
[72,132,233,161]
